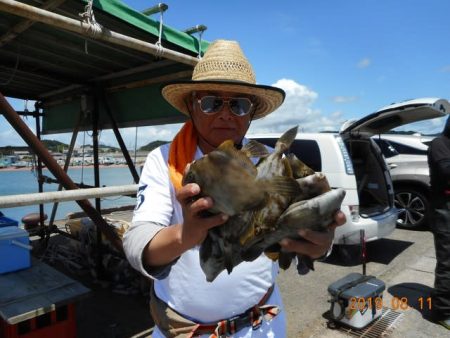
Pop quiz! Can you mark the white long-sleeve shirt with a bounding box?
[123,142,286,337]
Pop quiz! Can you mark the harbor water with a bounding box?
[0,166,137,224]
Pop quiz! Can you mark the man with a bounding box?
[427,115,450,330]
[124,39,345,337]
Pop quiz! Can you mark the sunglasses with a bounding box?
[197,95,254,116]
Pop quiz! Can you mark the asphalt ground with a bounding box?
[278,225,448,338]
[29,222,447,338]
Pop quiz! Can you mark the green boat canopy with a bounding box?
[0,0,210,133]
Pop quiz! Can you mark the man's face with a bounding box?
[190,90,254,151]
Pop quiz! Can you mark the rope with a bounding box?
[197,30,204,58]
[79,0,102,53]
[155,8,165,57]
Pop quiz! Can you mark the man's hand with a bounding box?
[176,183,228,248]
[279,210,346,259]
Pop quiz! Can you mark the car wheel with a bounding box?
[394,188,429,229]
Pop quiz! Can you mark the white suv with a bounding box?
[249,132,396,245]
[250,97,450,245]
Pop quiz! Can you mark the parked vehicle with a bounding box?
[100,156,115,165]
[372,134,433,228]
[249,131,396,245]
[249,97,450,244]
[343,97,449,228]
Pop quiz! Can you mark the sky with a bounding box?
[1,0,450,148]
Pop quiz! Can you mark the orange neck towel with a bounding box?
[168,120,198,190]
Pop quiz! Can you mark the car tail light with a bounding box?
[349,205,360,222]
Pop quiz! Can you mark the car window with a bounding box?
[373,139,398,158]
[252,138,322,171]
[290,140,322,171]
[387,140,428,155]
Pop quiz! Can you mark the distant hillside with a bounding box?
[0,145,29,155]
[139,140,169,151]
[41,139,69,152]
[0,139,121,155]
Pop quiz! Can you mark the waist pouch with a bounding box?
[150,285,279,338]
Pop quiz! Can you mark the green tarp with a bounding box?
[24,0,210,133]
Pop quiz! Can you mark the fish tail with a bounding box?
[275,125,298,152]
[241,140,270,158]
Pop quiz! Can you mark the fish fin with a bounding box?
[282,157,293,178]
[265,251,279,261]
[217,139,236,152]
[278,251,295,270]
[223,242,234,274]
[275,126,298,153]
[296,254,314,275]
[239,221,256,246]
[265,176,301,197]
[217,140,257,176]
[287,153,315,178]
[300,255,315,271]
[264,242,281,262]
[241,140,270,158]
[241,239,266,262]
[199,234,214,262]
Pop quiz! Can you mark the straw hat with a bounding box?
[161,39,285,120]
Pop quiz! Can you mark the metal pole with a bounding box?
[0,0,66,48]
[48,111,82,228]
[360,229,366,276]
[92,91,104,274]
[0,92,123,252]
[34,106,45,230]
[0,185,138,208]
[100,90,140,183]
[0,0,199,66]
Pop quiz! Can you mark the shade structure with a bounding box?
[0,0,210,133]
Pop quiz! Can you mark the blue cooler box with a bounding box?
[0,215,19,228]
[0,226,31,274]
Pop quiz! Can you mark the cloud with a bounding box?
[249,79,342,133]
[275,12,296,33]
[40,124,183,150]
[98,124,182,149]
[357,58,371,68]
[440,65,450,73]
[331,96,357,103]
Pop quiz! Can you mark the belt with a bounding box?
[188,285,279,338]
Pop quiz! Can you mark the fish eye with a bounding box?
[184,171,195,183]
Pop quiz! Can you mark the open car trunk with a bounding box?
[344,137,392,216]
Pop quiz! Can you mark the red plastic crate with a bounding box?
[0,304,76,338]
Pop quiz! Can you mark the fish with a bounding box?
[196,128,302,282]
[238,127,303,246]
[182,139,269,216]
[240,188,346,262]
[189,126,346,282]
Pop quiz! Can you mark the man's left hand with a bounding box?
[279,210,346,259]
